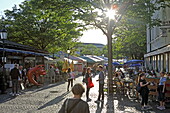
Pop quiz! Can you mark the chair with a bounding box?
[165,80,170,98]
[146,78,159,101]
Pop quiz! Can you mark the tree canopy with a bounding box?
[2,0,83,52]
[1,0,169,58]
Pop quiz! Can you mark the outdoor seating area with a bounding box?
[110,71,170,104]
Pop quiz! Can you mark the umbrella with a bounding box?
[129,63,142,67]
[70,60,74,71]
[125,59,144,64]
[105,62,120,66]
[112,62,120,65]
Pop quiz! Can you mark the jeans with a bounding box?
[12,79,18,94]
[67,79,73,91]
[97,84,104,100]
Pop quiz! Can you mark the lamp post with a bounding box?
[0,29,7,94]
[67,49,70,65]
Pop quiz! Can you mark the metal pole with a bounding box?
[1,38,6,93]
[68,53,69,65]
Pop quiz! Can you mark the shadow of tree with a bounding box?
[27,81,65,94]
[0,93,16,104]
[95,101,104,113]
[110,92,170,113]
[37,91,69,110]
[106,94,115,113]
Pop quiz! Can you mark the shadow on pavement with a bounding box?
[28,81,65,94]
[37,91,70,110]
[0,93,16,104]
[95,101,104,113]
[106,94,115,113]
[109,92,170,113]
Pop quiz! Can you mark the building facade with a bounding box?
[144,1,170,72]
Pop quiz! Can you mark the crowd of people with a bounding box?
[7,64,61,96]
[3,62,170,111]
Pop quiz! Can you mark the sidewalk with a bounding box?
[0,75,170,113]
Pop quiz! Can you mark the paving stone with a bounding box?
[0,75,170,113]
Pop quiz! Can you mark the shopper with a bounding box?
[10,64,20,96]
[48,65,56,83]
[157,72,167,110]
[139,73,151,110]
[67,68,75,91]
[58,83,90,113]
[95,65,105,103]
[84,67,93,102]
[18,65,25,92]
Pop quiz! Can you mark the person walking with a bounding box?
[95,65,105,103]
[157,72,167,110]
[10,64,20,96]
[139,73,151,110]
[48,65,56,83]
[67,68,75,91]
[58,83,90,113]
[84,67,93,102]
[18,65,25,92]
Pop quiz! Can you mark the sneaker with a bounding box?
[161,106,166,110]
[16,93,20,96]
[95,100,100,103]
[141,107,146,110]
[145,105,152,110]
[157,106,163,110]
[11,93,15,97]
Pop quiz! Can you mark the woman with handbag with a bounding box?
[85,67,93,102]
[58,83,90,113]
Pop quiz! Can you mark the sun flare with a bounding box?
[106,9,117,20]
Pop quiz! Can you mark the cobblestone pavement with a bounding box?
[0,75,170,113]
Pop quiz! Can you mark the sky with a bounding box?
[0,0,107,45]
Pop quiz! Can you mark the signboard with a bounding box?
[4,64,18,70]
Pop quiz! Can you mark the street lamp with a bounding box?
[67,49,70,64]
[0,29,7,94]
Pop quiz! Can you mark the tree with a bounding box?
[3,0,83,52]
[79,44,102,56]
[64,0,169,93]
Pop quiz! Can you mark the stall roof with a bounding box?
[87,55,104,61]
[0,48,48,56]
[69,56,86,62]
[0,40,48,54]
[80,56,101,63]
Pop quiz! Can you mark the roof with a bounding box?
[80,56,102,63]
[0,40,48,54]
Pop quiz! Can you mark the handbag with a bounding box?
[136,83,141,93]
[87,77,94,88]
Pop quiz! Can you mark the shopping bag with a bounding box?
[20,83,25,90]
[87,77,94,88]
